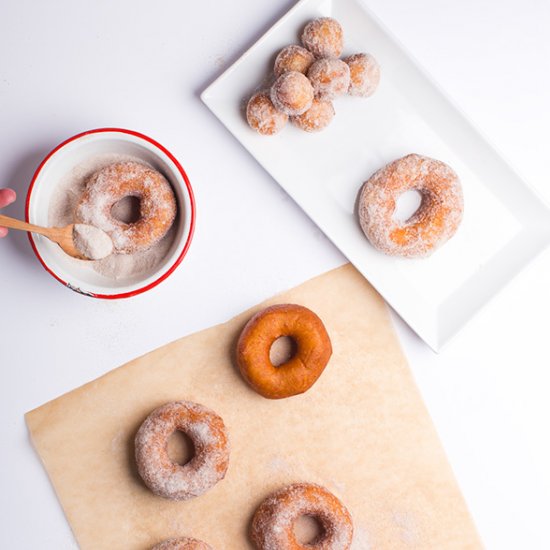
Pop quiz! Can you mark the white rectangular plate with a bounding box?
[201,0,550,351]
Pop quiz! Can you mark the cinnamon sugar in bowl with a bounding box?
[26,128,195,299]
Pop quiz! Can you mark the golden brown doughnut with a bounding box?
[250,483,353,550]
[135,401,230,500]
[236,304,332,399]
[151,537,213,550]
[75,161,177,254]
[358,154,464,257]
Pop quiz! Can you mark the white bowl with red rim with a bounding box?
[25,128,196,299]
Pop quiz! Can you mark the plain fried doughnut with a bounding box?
[135,401,230,500]
[236,304,332,399]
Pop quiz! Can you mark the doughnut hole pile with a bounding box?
[245,16,380,135]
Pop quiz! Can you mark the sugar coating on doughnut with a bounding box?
[251,483,353,550]
[271,71,314,116]
[292,98,335,132]
[358,154,464,258]
[151,538,213,550]
[274,45,315,77]
[75,161,177,254]
[135,401,230,501]
[301,17,344,58]
[344,53,380,97]
[247,91,288,135]
[72,224,113,260]
[307,58,350,101]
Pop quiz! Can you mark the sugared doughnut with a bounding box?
[152,537,213,550]
[135,401,230,500]
[251,483,353,550]
[291,98,335,132]
[344,53,380,97]
[301,17,344,59]
[358,154,464,257]
[271,71,314,116]
[236,304,332,399]
[75,161,177,254]
[247,91,289,135]
[274,45,315,77]
[307,58,350,101]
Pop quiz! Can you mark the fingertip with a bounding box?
[0,227,8,238]
[0,188,16,207]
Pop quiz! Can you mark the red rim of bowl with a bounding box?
[25,127,196,300]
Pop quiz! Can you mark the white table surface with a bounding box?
[1,0,549,548]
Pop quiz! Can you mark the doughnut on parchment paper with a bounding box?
[26,264,481,549]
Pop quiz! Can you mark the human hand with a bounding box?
[0,189,17,237]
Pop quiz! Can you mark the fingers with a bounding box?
[0,188,16,209]
[0,188,16,238]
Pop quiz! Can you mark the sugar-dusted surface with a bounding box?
[307,58,350,101]
[135,401,230,501]
[75,161,177,254]
[358,154,464,258]
[274,45,315,77]
[292,99,335,132]
[251,482,353,549]
[25,265,481,549]
[344,53,380,98]
[48,153,178,281]
[72,224,113,261]
[152,537,213,550]
[301,17,344,59]
[271,71,314,116]
[246,91,289,136]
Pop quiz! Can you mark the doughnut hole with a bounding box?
[274,45,315,77]
[111,195,141,224]
[166,430,195,466]
[307,58,350,101]
[344,52,381,97]
[301,17,344,58]
[246,91,289,136]
[293,515,324,544]
[292,98,335,132]
[269,336,297,366]
[271,71,314,116]
[392,189,423,223]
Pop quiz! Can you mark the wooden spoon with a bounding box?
[0,214,110,260]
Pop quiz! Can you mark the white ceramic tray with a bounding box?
[201,0,550,351]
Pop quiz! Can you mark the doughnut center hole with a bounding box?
[167,430,195,466]
[293,515,324,545]
[111,196,141,224]
[269,336,297,367]
[393,189,422,223]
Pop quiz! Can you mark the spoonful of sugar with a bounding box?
[0,214,113,261]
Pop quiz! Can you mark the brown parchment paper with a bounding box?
[26,264,481,550]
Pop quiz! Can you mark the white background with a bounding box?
[0,0,549,548]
